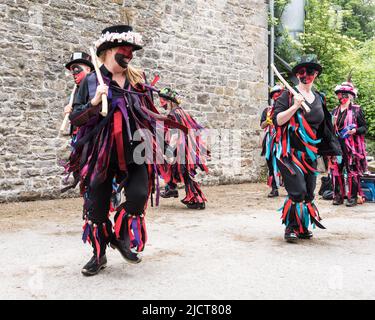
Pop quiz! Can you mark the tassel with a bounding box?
[92,225,101,261]
[306,202,325,229]
[82,221,91,244]
[114,209,126,239]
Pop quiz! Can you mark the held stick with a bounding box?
[271,64,311,113]
[60,84,77,133]
[89,47,108,116]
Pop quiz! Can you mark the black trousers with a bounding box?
[333,157,359,200]
[267,158,278,190]
[87,158,149,225]
[277,157,317,203]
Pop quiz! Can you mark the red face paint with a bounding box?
[272,91,282,101]
[116,46,133,60]
[70,64,87,85]
[296,67,317,84]
[114,46,133,69]
[159,97,168,110]
[337,93,350,105]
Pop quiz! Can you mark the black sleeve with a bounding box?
[260,108,268,126]
[69,76,100,126]
[272,90,291,126]
[356,107,367,135]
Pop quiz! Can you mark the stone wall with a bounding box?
[0,0,269,202]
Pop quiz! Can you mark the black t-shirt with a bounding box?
[273,90,324,134]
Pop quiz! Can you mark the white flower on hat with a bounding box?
[94,31,143,48]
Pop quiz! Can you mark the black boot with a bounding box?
[110,237,142,264]
[346,197,357,207]
[284,228,298,243]
[333,196,343,205]
[185,201,206,210]
[160,186,179,198]
[81,254,107,276]
[298,229,313,239]
[268,189,279,198]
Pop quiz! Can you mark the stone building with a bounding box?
[0,0,269,202]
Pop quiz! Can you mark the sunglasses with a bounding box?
[296,67,317,76]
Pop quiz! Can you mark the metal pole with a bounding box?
[269,0,275,88]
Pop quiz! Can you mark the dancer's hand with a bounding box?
[64,104,73,114]
[293,94,304,110]
[91,84,109,107]
[347,128,356,135]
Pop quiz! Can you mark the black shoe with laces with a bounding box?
[333,197,344,205]
[298,229,313,239]
[284,228,299,243]
[81,254,107,276]
[268,189,279,198]
[160,187,179,198]
[110,238,142,264]
[346,198,357,207]
[186,202,206,210]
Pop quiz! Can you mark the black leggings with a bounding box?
[277,158,317,203]
[267,158,278,190]
[87,161,149,225]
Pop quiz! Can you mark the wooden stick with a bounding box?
[60,84,77,133]
[89,47,108,116]
[271,63,311,113]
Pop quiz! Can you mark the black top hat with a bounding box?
[292,54,323,76]
[95,25,143,56]
[65,51,94,71]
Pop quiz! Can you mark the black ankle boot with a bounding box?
[81,254,107,276]
[110,238,142,264]
[298,229,313,239]
[268,189,279,198]
[284,228,298,243]
[186,202,206,210]
[333,197,343,205]
[346,198,357,207]
[160,187,179,198]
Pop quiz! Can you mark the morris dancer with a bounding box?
[61,52,96,194]
[273,55,341,243]
[159,88,209,210]
[330,79,367,207]
[260,84,284,197]
[65,25,186,276]
[63,52,94,136]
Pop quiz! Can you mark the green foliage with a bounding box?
[332,0,375,41]
[300,0,360,107]
[366,138,375,158]
[345,40,375,138]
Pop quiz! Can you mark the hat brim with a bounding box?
[335,89,356,97]
[292,62,323,76]
[159,93,180,104]
[96,41,143,56]
[65,59,95,71]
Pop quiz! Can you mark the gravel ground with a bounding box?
[0,183,374,300]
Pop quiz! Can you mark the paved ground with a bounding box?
[0,183,374,300]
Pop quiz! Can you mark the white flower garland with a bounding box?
[94,31,143,48]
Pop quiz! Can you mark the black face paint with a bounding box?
[71,64,84,75]
[115,54,128,69]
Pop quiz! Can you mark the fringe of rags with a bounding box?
[274,104,325,230]
[162,106,209,204]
